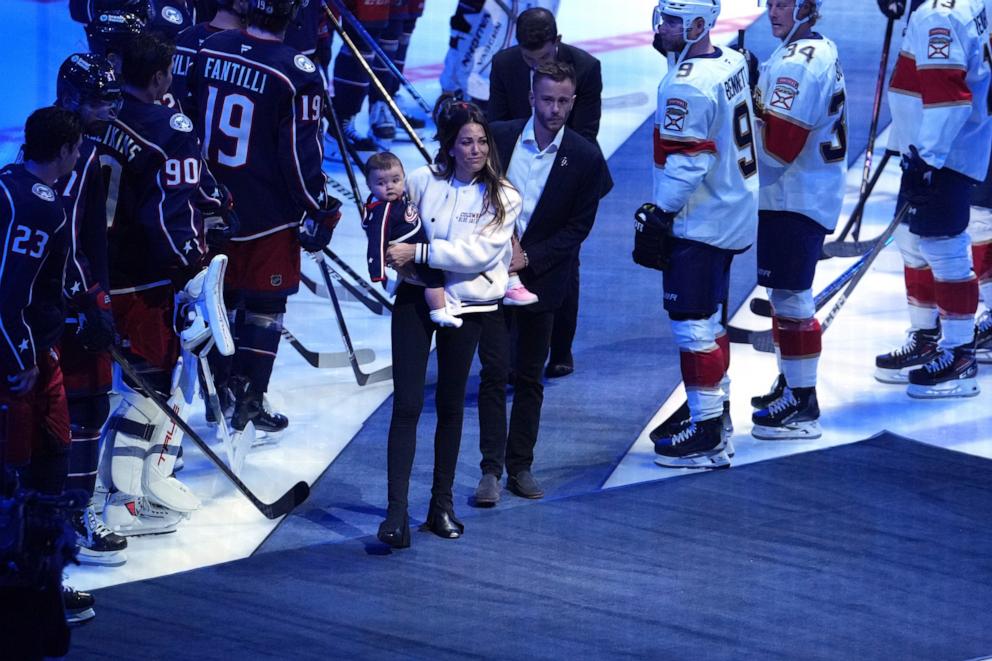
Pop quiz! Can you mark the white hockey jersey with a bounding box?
[888,0,992,181]
[653,48,758,251]
[755,34,847,232]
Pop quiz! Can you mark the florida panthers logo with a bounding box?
[663,98,687,132]
[928,28,952,59]
[770,77,799,111]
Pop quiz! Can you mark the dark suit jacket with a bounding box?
[487,43,603,144]
[491,119,612,311]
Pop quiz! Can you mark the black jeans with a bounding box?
[478,304,555,478]
[549,259,579,367]
[386,283,487,512]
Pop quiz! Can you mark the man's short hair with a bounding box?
[532,61,576,91]
[23,106,82,163]
[366,151,404,177]
[516,8,557,50]
[121,32,174,88]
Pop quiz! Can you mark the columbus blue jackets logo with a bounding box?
[663,98,688,132]
[161,6,184,25]
[404,202,419,224]
[170,113,194,133]
[928,27,952,59]
[770,77,799,111]
[294,54,317,73]
[31,183,55,202]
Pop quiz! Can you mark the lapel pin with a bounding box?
[560,156,568,167]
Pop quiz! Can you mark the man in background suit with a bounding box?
[474,62,611,504]
[487,7,606,378]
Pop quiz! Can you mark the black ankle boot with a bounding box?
[377,507,410,549]
[424,502,463,539]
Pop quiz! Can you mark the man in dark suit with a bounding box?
[475,61,611,504]
[487,7,605,378]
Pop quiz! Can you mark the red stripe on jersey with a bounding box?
[935,276,978,317]
[653,127,717,167]
[889,52,921,96]
[918,67,972,106]
[715,331,730,371]
[972,241,992,282]
[904,265,935,307]
[679,347,724,388]
[775,317,821,359]
[762,113,811,164]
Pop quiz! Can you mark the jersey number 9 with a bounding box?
[733,102,758,178]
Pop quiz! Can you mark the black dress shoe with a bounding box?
[544,363,574,379]
[377,509,411,549]
[423,504,464,539]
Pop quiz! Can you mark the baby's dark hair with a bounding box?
[365,151,404,179]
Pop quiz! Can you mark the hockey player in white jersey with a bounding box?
[441,0,560,101]
[749,0,846,439]
[875,0,992,398]
[646,0,758,469]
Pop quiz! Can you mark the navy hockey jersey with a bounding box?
[172,22,226,117]
[58,138,110,304]
[0,165,70,375]
[98,93,207,291]
[189,29,329,240]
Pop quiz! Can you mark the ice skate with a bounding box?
[369,100,396,143]
[103,492,188,536]
[751,387,822,440]
[906,345,980,399]
[975,310,992,364]
[72,505,127,566]
[751,373,786,409]
[653,417,730,469]
[650,400,734,457]
[875,328,940,383]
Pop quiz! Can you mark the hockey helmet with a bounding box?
[85,9,147,56]
[248,0,304,19]
[653,0,721,44]
[57,53,123,113]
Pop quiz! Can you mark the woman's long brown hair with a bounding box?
[431,100,512,232]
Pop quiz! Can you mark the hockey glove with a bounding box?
[299,199,343,254]
[901,145,937,207]
[633,203,675,271]
[198,183,240,252]
[76,286,116,352]
[876,0,906,19]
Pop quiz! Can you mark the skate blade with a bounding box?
[654,449,731,470]
[874,367,911,384]
[976,348,992,364]
[76,548,128,566]
[906,378,980,399]
[720,437,736,459]
[751,420,822,441]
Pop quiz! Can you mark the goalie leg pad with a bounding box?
[105,388,165,496]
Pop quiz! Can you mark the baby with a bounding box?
[362,152,462,327]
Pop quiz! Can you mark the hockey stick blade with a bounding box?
[281,327,375,368]
[749,329,776,354]
[749,297,773,318]
[315,256,392,386]
[750,246,875,318]
[108,346,309,519]
[725,324,755,344]
[822,235,881,258]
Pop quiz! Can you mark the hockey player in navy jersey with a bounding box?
[171,0,250,114]
[645,0,758,469]
[875,0,992,398]
[96,32,218,535]
[54,53,129,565]
[0,107,82,496]
[189,0,342,436]
[748,0,846,440]
[81,5,147,74]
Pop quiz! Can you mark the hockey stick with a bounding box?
[325,0,432,115]
[836,17,896,243]
[321,78,367,217]
[195,342,235,467]
[749,245,879,318]
[281,326,375,368]
[321,3,432,164]
[324,247,395,312]
[301,261,386,315]
[108,346,309,518]
[822,150,895,258]
[748,205,908,353]
[314,254,393,385]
